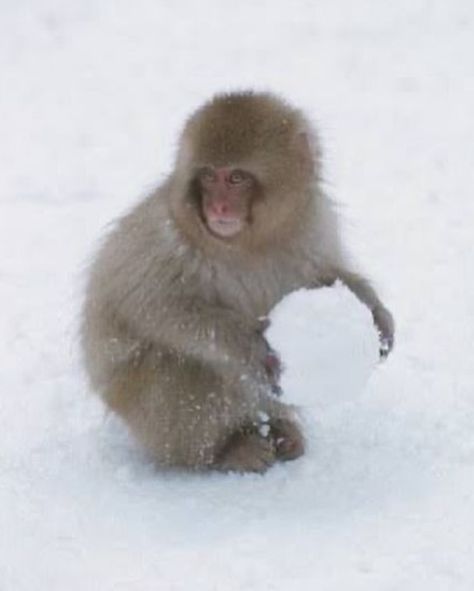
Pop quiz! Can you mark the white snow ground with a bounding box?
[1,1,474,589]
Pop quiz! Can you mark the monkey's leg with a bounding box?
[260,398,305,462]
[211,386,307,472]
[104,349,278,471]
[213,397,305,471]
[269,418,305,461]
[214,428,276,473]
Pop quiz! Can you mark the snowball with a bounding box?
[265,282,380,410]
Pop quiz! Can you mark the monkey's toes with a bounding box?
[270,419,305,462]
[214,432,276,474]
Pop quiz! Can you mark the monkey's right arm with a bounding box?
[95,227,271,382]
[118,291,270,381]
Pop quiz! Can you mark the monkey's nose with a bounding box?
[212,201,230,217]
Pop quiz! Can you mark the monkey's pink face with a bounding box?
[196,167,256,239]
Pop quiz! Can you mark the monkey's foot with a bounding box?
[215,431,276,473]
[270,418,305,461]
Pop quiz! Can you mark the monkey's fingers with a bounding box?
[372,305,395,360]
[271,384,283,397]
[379,336,393,360]
[264,351,282,376]
[257,316,271,333]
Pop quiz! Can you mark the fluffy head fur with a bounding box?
[170,92,321,255]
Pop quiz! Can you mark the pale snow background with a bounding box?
[1,1,474,589]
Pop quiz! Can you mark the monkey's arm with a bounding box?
[338,269,394,356]
[121,293,269,379]
[318,267,395,357]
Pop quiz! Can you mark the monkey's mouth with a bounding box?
[206,217,243,238]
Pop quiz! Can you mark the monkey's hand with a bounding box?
[256,317,283,394]
[264,349,283,395]
[238,320,281,395]
[372,304,395,359]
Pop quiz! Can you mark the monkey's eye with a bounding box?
[228,170,247,185]
[199,168,216,183]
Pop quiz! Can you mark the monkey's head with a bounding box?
[170,91,320,252]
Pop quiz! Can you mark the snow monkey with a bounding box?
[81,91,394,473]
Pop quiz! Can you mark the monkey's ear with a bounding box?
[294,131,315,175]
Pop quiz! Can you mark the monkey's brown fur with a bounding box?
[81,91,394,472]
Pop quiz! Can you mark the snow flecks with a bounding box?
[257,411,271,437]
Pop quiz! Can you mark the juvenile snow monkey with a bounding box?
[82,91,394,473]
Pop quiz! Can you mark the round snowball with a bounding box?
[265,282,380,410]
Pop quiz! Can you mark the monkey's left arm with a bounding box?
[319,267,395,358]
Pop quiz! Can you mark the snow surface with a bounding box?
[1,1,474,589]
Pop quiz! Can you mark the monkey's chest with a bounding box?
[211,260,309,319]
